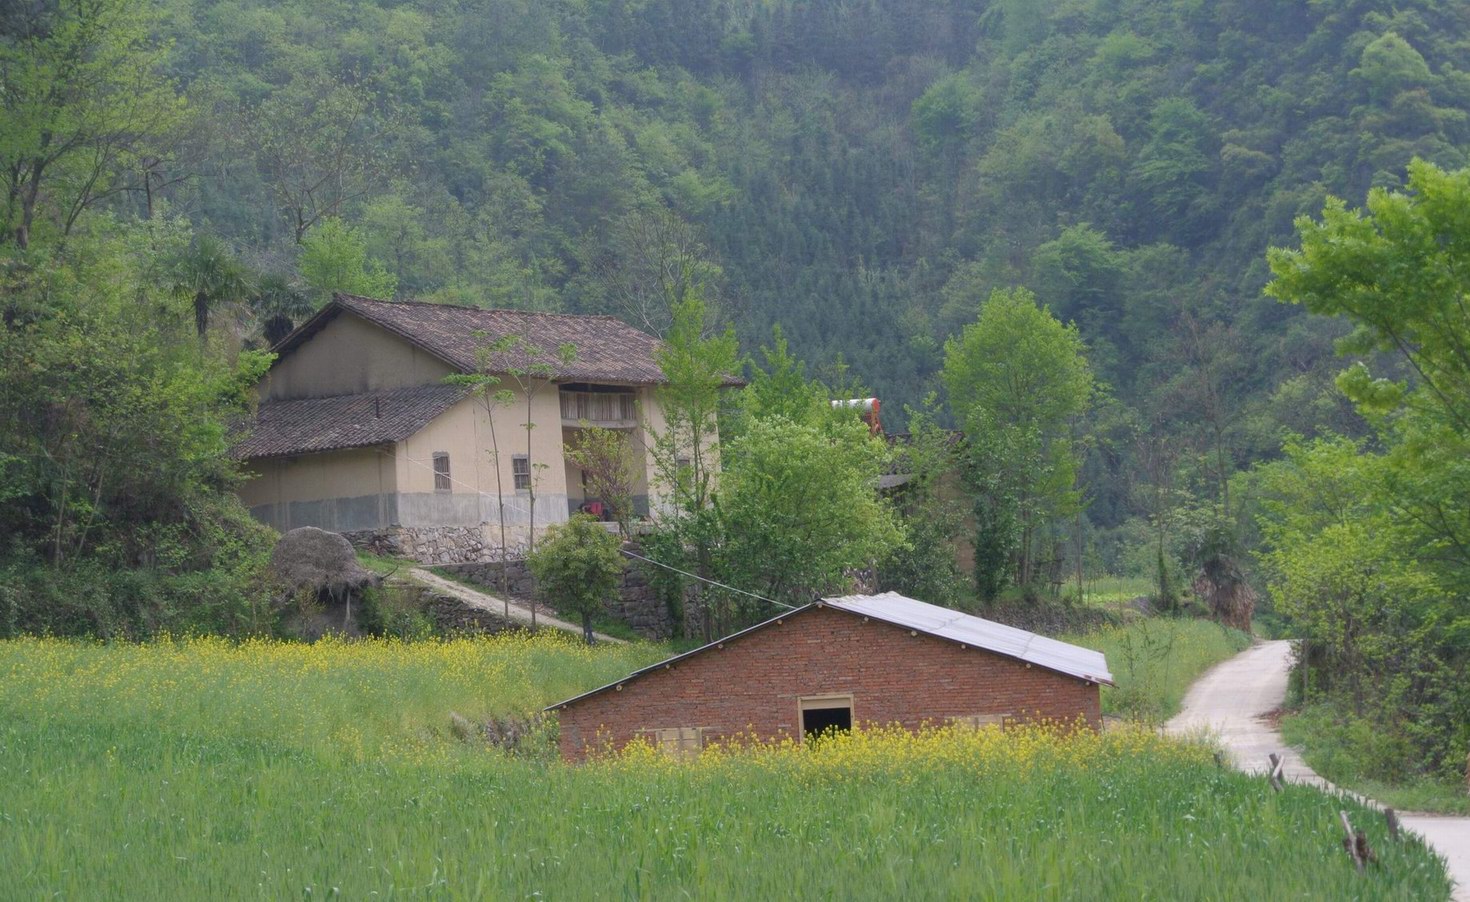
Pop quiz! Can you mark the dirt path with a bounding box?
[404,568,626,645]
[1166,639,1469,900]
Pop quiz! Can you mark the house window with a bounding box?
[512,455,531,491]
[645,727,705,759]
[433,452,452,492]
[798,694,854,739]
[950,713,1013,730]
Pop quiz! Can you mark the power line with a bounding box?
[620,548,797,611]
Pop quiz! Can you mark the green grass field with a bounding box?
[0,631,1449,899]
[1065,618,1251,723]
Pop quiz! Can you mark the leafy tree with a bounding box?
[943,287,1093,597]
[170,235,253,339]
[0,0,185,248]
[877,397,966,606]
[250,274,313,347]
[298,218,397,304]
[565,425,638,536]
[715,415,902,611]
[246,77,388,244]
[528,513,624,645]
[1267,160,1470,590]
[0,220,274,637]
[1264,159,1470,781]
[1353,33,1433,105]
[643,291,739,639]
[444,334,518,613]
[507,336,576,628]
[736,324,827,429]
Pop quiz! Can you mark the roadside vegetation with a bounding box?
[1282,706,1470,816]
[0,635,1449,899]
[1065,619,1250,723]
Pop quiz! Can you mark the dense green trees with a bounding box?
[0,220,275,637]
[1262,160,1470,783]
[528,514,625,645]
[944,288,1093,598]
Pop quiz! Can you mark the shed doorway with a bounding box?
[799,694,853,739]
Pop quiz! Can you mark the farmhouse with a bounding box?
[234,293,699,562]
[546,591,1113,761]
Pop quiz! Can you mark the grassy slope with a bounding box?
[1282,705,1470,815]
[1064,618,1252,722]
[0,634,1448,899]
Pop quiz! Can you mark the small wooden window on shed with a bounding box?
[512,455,531,490]
[799,694,854,738]
[645,727,705,759]
[432,452,452,492]
[950,713,1014,730]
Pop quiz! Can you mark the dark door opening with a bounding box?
[802,704,852,738]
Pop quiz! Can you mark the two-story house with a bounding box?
[234,293,689,563]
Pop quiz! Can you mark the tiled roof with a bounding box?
[233,384,468,460]
[274,294,674,385]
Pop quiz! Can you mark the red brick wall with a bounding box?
[555,604,1102,760]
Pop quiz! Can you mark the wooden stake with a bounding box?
[1267,753,1284,792]
[1385,808,1400,841]
[1340,811,1364,873]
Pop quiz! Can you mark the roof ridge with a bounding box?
[335,293,626,323]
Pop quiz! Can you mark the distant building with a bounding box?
[546,592,1112,761]
[233,293,711,562]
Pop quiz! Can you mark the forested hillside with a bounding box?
[67,0,1470,512]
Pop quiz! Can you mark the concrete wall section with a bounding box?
[397,388,570,527]
[249,492,399,533]
[264,313,455,401]
[241,448,398,531]
[556,604,1101,760]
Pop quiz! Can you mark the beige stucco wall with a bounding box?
[636,386,723,517]
[395,383,571,530]
[263,313,455,401]
[239,447,397,533]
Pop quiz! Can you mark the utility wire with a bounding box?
[620,548,797,611]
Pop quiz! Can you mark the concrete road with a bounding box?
[1166,639,1470,900]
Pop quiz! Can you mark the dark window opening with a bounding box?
[512,455,531,491]
[433,452,451,492]
[802,704,852,738]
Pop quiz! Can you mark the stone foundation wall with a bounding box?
[439,546,685,640]
[345,525,530,564]
[438,559,536,598]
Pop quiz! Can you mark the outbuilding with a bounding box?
[546,592,1114,761]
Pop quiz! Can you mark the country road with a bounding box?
[1166,639,1470,901]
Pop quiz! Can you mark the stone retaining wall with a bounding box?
[439,546,683,640]
[345,525,528,564]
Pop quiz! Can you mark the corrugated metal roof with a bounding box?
[823,592,1114,685]
[544,592,1113,712]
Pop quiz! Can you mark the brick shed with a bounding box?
[546,592,1113,761]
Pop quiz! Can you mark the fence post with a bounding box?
[1339,811,1372,874]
